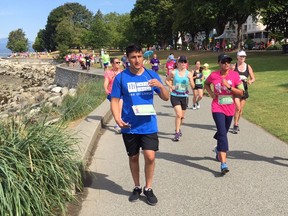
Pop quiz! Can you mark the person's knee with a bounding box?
[144,151,155,164]
[236,105,241,112]
[129,154,139,163]
[176,113,182,119]
[239,108,243,115]
[145,155,155,165]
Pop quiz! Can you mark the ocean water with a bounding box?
[0,52,11,58]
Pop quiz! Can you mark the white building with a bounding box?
[216,15,268,44]
[242,15,269,43]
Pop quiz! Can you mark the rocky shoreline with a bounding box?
[0,59,76,119]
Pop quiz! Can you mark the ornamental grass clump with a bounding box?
[60,77,106,122]
[0,117,83,216]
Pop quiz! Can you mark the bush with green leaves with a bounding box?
[0,76,107,215]
[266,42,283,50]
[0,117,83,216]
[245,38,254,50]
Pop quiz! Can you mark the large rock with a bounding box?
[0,60,76,116]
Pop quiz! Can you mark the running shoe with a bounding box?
[114,125,121,134]
[143,188,158,206]
[232,125,239,134]
[221,163,229,174]
[175,130,182,137]
[128,187,142,202]
[192,105,197,110]
[173,132,180,141]
[214,146,220,162]
[196,102,200,109]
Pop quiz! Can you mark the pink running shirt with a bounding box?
[166,61,175,76]
[206,70,242,116]
[104,69,121,94]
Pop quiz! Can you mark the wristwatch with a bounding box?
[227,86,232,91]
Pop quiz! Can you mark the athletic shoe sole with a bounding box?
[221,168,230,175]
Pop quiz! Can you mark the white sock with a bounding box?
[144,187,151,191]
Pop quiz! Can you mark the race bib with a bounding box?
[196,79,202,85]
[154,63,158,66]
[218,95,233,105]
[240,75,247,81]
[132,104,156,116]
[175,83,187,91]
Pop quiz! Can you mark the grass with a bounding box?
[0,76,107,215]
[60,76,106,122]
[131,50,287,143]
[158,50,288,143]
[0,117,83,215]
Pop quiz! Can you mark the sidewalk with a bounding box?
[73,76,288,216]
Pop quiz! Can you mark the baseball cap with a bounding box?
[178,56,187,62]
[168,55,174,60]
[218,54,232,63]
[203,63,209,68]
[237,50,247,56]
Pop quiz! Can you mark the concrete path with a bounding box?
[74,75,288,216]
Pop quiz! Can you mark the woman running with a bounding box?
[165,56,195,141]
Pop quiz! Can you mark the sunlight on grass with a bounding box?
[153,50,288,143]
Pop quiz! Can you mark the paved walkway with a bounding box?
[74,74,288,216]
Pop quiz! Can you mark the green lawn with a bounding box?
[155,50,288,143]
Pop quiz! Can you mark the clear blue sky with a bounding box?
[0,0,136,41]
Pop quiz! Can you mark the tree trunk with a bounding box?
[236,23,242,50]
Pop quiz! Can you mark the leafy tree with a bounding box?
[99,12,136,50]
[43,3,93,51]
[116,13,135,50]
[55,17,76,47]
[104,12,122,48]
[7,29,28,52]
[226,0,264,48]
[33,29,46,52]
[82,10,111,49]
[260,0,288,39]
[154,0,175,48]
[173,0,229,49]
[130,0,159,47]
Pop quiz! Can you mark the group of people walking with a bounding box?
[104,44,255,206]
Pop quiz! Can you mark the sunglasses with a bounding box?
[114,62,121,64]
[220,60,231,64]
[178,60,187,63]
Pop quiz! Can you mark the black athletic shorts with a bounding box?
[122,133,159,156]
[170,95,188,110]
[193,84,203,90]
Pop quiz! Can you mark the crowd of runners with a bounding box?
[102,44,255,206]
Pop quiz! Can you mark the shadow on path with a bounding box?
[156,151,223,177]
[229,150,288,168]
[83,171,131,196]
[183,122,216,131]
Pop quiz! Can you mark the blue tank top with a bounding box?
[171,69,189,97]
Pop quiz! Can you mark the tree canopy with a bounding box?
[41,3,93,51]
[260,0,288,39]
[30,1,287,53]
[7,29,29,53]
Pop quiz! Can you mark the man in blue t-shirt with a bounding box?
[111,44,169,206]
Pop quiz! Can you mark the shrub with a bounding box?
[266,42,282,50]
[0,117,83,215]
[244,38,254,50]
